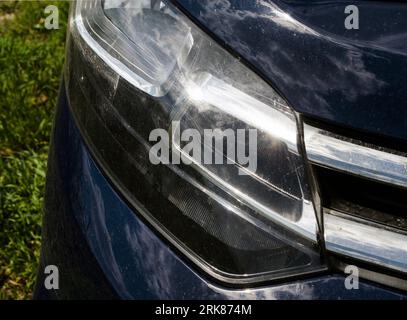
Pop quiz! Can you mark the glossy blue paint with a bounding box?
[175,0,407,142]
[34,84,406,299]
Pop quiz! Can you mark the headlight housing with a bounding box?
[66,0,325,283]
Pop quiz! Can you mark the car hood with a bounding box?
[175,0,407,143]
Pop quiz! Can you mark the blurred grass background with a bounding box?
[0,0,68,299]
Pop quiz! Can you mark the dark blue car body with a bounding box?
[34,0,407,299]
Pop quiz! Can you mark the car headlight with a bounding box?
[66,0,325,283]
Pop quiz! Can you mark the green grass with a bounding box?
[0,0,69,299]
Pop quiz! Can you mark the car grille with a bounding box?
[303,123,407,275]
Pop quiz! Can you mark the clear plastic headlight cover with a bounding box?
[66,0,324,283]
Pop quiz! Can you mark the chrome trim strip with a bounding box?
[334,259,407,291]
[304,124,407,188]
[324,209,407,273]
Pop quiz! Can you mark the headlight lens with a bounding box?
[67,0,325,283]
